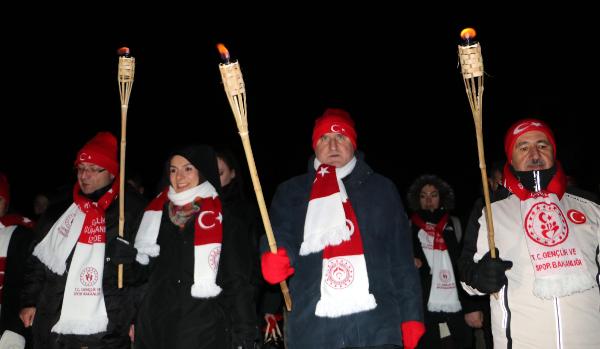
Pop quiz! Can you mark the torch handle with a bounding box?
[473,118,496,259]
[239,133,292,311]
[117,105,128,289]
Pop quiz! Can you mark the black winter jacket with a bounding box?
[134,203,258,349]
[261,154,423,349]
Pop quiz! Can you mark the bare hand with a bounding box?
[129,324,135,343]
[414,258,423,269]
[464,311,483,328]
[20,307,36,327]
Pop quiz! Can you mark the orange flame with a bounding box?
[216,43,230,63]
[460,28,477,41]
[117,47,130,57]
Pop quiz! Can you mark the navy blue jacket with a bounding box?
[262,154,423,349]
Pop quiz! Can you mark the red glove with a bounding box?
[401,321,425,349]
[261,247,295,284]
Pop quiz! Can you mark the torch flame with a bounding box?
[460,28,477,41]
[217,43,230,63]
[117,47,130,57]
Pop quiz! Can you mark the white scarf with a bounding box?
[135,182,223,298]
[33,182,118,334]
[504,164,595,298]
[303,157,377,317]
[412,213,461,312]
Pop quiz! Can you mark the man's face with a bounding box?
[511,130,554,171]
[76,162,114,194]
[314,132,355,168]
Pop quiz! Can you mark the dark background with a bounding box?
[1,8,598,222]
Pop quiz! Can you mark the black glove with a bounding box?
[106,237,137,265]
[471,248,513,293]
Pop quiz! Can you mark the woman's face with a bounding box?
[419,184,440,211]
[217,157,236,187]
[169,155,200,193]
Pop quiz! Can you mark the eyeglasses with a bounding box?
[75,166,107,175]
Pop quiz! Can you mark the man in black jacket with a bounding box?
[260,108,425,349]
[19,132,145,349]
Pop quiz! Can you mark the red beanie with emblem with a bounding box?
[74,132,119,176]
[311,108,357,150]
[0,173,9,206]
[504,118,556,162]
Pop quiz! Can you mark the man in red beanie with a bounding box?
[0,173,34,347]
[19,132,146,349]
[260,108,425,349]
[460,118,600,348]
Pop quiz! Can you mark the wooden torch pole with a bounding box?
[117,47,135,288]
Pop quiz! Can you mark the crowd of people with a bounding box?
[1,110,599,349]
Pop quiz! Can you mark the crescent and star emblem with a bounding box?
[513,121,542,135]
[567,209,586,224]
[198,211,223,229]
[330,124,345,133]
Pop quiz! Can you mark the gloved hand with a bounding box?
[106,237,137,265]
[471,248,513,293]
[401,320,425,349]
[261,247,295,285]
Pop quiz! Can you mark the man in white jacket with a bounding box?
[460,118,600,348]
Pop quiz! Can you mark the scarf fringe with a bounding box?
[300,225,351,256]
[135,242,160,265]
[33,243,67,275]
[427,301,462,313]
[191,280,222,298]
[51,316,109,335]
[533,272,596,299]
[315,293,377,318]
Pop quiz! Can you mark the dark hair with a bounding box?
[160,145,221,194]
[406,174,455,212]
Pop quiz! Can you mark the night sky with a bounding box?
[2,9,598,220]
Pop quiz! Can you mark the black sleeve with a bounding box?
[458,199,483,287]
[217,212,259,346]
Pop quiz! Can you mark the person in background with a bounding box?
[32,193,49,222]
[0,173,34,348]
[19,132,146,349]
[215,146,280,343]
[260,108,424,349]
[460,118,600,348]
[406,174,471,349]
[458,161,507,349]
[133,145,257,349]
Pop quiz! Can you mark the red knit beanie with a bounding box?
[75,132,119,176]
[504,118,556,162]
[0,172,9,206]
[311,108,357,150]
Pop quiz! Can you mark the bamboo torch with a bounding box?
[457,28,497,259]
[117,47,135,288]
[216,43,292,311]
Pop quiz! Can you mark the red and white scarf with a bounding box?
[411,213,461,312]
[33,181,118,334]
[504,163,595,298]
[0,214,33,309]
[302,157,377,317]
[135,182,223,298]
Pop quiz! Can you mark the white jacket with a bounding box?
[463,192,600,348]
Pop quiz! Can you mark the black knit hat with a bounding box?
[167,145,222,194]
